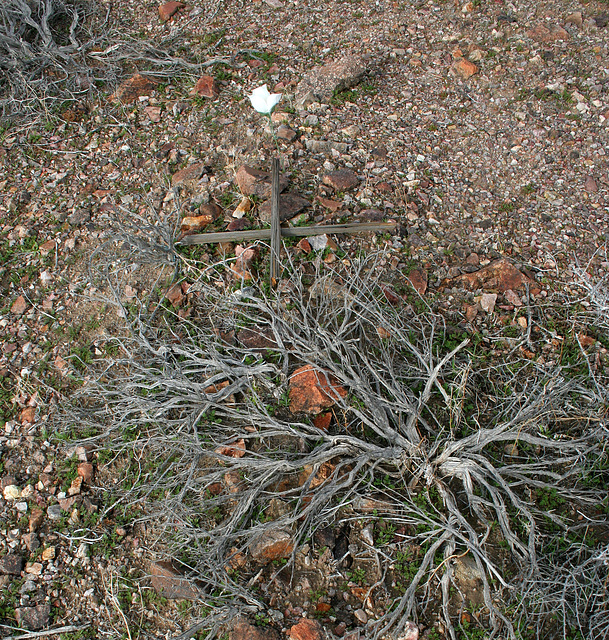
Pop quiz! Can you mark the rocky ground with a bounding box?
[1,0,609,638]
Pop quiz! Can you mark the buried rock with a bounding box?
[295,55,368,108]
[250,529,294,563]
[230,616,281,640]
[443,259,536,294]
[149,561,201,600]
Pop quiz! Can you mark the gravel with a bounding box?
[0,0,608,637]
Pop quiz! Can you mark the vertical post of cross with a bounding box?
[270,157,281,286]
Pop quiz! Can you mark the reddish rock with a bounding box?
[407,269,428,296]
[354,496,394,513]
[29,509,44,532]
[452,58,478,79]
[313,412,332,431]
[277,125,298,141]
[67,475,83,496]
[479,292,497,314]
[259,193,311,223]
[231,246,259,280]
[77,462,94,483]
[190,75,220,99]
[358,208,384,222]
[585,176,598,193]
[149,561,200,599]
[228,218,251,232]
[22,533,39,552]
[171,162,211,186]
[181,204,221,233]
[235,165,288,199]
[225,547,248,571]
[377,326,391,339]
[297,238,312,252]
[39,240,56,256]
[111,74,157,103]
[215,439,246,458]
[579,333,596,348]
[224,470,244,493]
[398,621,419,640]
[165,283,184,307]
[230,616,280,640]
[465,252,480,266]
[159,1,185,22]
[11,295,27,315]
[20,407,36,424]
[447,259,533,294]
[380,284,401,305]
[565,12,583,28]
[504,289,523,307]
[144,106,162,122]
[58,496,77,511]
[250,529,294,563]
[376,181,393,193]
[322,169,359,192]
[181,214,214,234]
[289,618,324,640]
[527,24,569,42]
[299,461,336,489]
[316,197,343,212]
[232,196,251,219]
[289,365,347,415]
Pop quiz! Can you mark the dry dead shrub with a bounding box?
[61,226,609,640]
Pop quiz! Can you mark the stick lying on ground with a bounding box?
[177,221,398,246]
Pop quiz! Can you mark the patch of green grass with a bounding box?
[202,28,227,47]
[59,627,97,639]
[520,182,537,196]
[498,200,516,213]
[347,566,366,585]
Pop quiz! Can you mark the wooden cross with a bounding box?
[177,159,397,284]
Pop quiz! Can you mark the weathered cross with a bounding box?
[177,158,397,284]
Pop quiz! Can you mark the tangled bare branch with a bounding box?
[0,0,226,123]
[58,224,609,639]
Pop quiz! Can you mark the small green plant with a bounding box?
[347,566,366,585]
[331,87,359,105]
[520,183,536,196]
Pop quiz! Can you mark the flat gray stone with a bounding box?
[47,504,62,520]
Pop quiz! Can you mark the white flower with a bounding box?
[248,84,281,114]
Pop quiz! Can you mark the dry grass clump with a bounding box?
[62,229,609,640]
